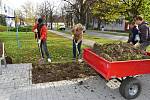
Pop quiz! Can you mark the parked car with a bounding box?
[58,23,65,30]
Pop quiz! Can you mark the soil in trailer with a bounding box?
[92,42,150,62]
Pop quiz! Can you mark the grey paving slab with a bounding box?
[0,63,150,100]
[5,76,150,100]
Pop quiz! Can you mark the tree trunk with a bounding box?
[85,11,90,30]
[80,13,86,25]
[46,15,48,26]
[50,11,53,30]
[79,5,86,25]
[92,17,95,30]
[98,19,101,30]
[20,18,21,26]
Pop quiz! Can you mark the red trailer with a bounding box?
[83,48,150,99]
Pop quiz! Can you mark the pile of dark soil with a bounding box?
[32,62,97,84]
[92,42,150,62]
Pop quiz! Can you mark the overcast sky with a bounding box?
[6,0,64,10]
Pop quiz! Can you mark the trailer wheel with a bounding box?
[119,77,141,99]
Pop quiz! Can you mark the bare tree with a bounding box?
[38,1,55,29]
[15,9,25,26]
[21,1,35,25]
[63,0,96,26]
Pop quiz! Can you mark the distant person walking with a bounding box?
[72,23,84,61]
[32,18,51,63]
[134,16,150,51]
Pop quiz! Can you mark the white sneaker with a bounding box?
[48,58,51,63]
[78,59,83,62]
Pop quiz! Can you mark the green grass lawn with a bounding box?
[83,34,121,44]
[0,32,87,64]
[1,31,150,64]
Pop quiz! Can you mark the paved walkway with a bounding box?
[49,30,95,47]
[0,64,32,100]
[0,64,150,100]
[85,30,128,41]
[64,29,128,41]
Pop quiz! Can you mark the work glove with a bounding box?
[34,29,38,33]
[134,42,140,48]
[38,39,41,44]
[129,42,133,45]
[72,35,74,38]
[75,43,78,46]
[78,59,83,63]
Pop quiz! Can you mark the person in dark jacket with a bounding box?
[134,16,150,51]
[33,18,51,62]
[127,22,139,45]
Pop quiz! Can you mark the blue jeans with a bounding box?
[140,41,150,51]
[40,40,51,59]
[73,39,82,58]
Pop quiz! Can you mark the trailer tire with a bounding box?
[119,77,141,99]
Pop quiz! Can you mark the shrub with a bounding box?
[10,26,32,32]
[0,15,6,26]
[0,25,7,32]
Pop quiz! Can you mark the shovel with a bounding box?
[36,33,45,64]
[74,40,83,63]
[38,41,45,64]
[74,40,79,55]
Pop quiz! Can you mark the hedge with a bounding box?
[9,26,32,32]
[0,25,7,32]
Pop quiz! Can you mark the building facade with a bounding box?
[0,0,15,27]
[90,16,126,31]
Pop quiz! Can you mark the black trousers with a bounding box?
[73,39,82,58]
[40,40,51,59]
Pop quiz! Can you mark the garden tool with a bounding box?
[134,42,141,48]
[36,32,45,64]
[74,40,83,62]
[74,39,79,56]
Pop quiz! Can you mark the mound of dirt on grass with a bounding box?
[32,62,97,84]
[92,42,150,61]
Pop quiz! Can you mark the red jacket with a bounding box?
[32,24,47,41]
[40,25,47,41]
